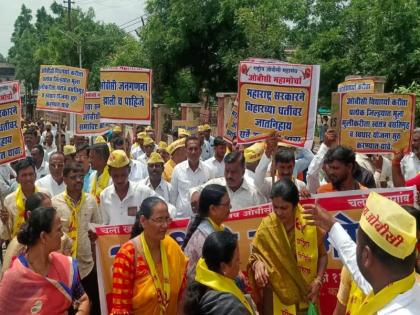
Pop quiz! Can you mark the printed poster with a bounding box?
[0,101,25,164]
[95,187,415,315]
[75,92,108,135]
[236,59,320,148]
[100,66,152,124]
[337,79,375,93]
[36,65,88,114]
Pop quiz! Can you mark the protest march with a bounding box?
[1,1,420,315]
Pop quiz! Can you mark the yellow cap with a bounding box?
[107,149,130,168]
[145,126,154,132]
[278,141,296,149]
[178,128,190,137]
[112,125,122,133]
[147,152,164,165]
[244,142,265,163]
[143,137,155,146]
[158,141,168,150]
[137,131,146,140]
[63,145,76,156]
[198,125,205,132]
[168,138,186,155]
[202,124,211,131]
[94,136,106,144]
[360,192,416,259]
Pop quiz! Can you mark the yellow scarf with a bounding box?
[356,271,416,314]
[64,190,86,257]
[207,217,224,232]
[91,165,110,203]
[12,185,38,238]
[273,204,318,315]
[345,279,366,315]
[140,233,170,314]
[195,258,253,314]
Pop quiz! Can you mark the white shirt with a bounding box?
[254,153,307,198]
[35,160,49,180]
[356,154,393,188]
[139,177,172,202]
[131,144,144,160]
[401,152,420,180]
[35,174,66,197]
[200,140,212,161]
[328,223,420,314]
[43,144,57,161]
[204,157,225,178]
[191,176,267,211]
[129,159,148,182]
[0,164,17,197]
[99,181,158,225]
[306,143,329,193]
[170,160,214,217]
[137,153,149,165]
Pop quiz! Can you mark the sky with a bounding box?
[0,0,146,57]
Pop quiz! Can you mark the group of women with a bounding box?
[0,177,327,315]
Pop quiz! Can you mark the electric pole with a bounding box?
[63,0,75,30]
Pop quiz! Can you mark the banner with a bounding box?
[338,79,375,93]
[0,81,20,104]
[0,100,25,164]
[171,119,199,135]
[224,103,238,143]
[236,59,320,148]
[36,65,88,114]
[95,187,415,315]
[99,66,152,124]
[339,93,415,153]
[75,92,108,136]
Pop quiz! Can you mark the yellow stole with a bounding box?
[91,165,110,203]
[196,258,253,314]
[140,233,170,314]
[345,280,365,315]
[207,217,224,232]
[273,204,318,315]
[12,185,38,238]
[64,191,86,257]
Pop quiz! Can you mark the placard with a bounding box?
[0,81,20,104]
[0,101,25,164]
[339,93,415,153]
[99,66,152,124]
[337,79,375,93]
[75,92,108,135]
[171,119,199,134]
[36,65,88,114]
[224,103,238,143]
[236,59,320,148]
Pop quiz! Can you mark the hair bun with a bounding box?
[17,223,31,245]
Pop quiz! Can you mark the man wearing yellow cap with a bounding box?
[137,137,155,165]
[178,128,190,139]
[139,152,172,202]
[303,192,420,314]
[163,138,187,182]
[131,131,146,160]
[89,143,112,203]
[99,150,158,225]
[197,125,212,161]
[202,123,214,152]
[157,141,170,163]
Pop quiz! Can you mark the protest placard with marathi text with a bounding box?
[0,81,20,104]
[75,92,108,135]
[99,66,152,124]
[337,79,375,93]
[0,101,24,164]
[171,119,199,135]
[36,65,88,114]
[95,186,415,315]
[339,93,415,153]
[236,59,320,148]
[224,103,238,143]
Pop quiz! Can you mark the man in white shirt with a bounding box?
[0,164,17,197]
[303,192,420,314]
[23,127,37,156]
[400,128,420,180]
[31,144,49,180]
[198,125,212,161]
[35,152,66,196]
[139,152,172,201]
[170,135,214,217]
[130,131,145,160]
[89,143,112,203]
[204,136,226,178]
[137,137,155,165]
[191,151,266,211]
[254,135,308,198]
[100,150,157,225]
[42,131,57,161]
[202,124,214,157]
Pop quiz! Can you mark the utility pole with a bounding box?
[63,0,75,30]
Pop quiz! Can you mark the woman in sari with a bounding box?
[0,192,72,279]
[183,184,230,279]
[0,206,89,315]
[111,197,188,315]
[248,178,328,315]
[183,230,255,315]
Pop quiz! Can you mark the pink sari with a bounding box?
[0,252,77,315]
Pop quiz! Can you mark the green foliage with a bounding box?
[394,82,420,127]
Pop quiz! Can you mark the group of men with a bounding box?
[1,117,420,314]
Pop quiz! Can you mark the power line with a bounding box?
[118,15,144,28]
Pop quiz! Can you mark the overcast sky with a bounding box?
[0,0,146,57]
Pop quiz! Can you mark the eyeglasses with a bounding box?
[149,217,172,225]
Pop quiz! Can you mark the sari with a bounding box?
[248,209,326,315]
[111,235,188,315]
[0,252,83,315]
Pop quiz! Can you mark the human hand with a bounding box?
[302,203,336,232]
[323,129,336,148]
[265,132,279,158]
[253,260,269,288]
[307,278,322,303]
[299,187,311,199]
